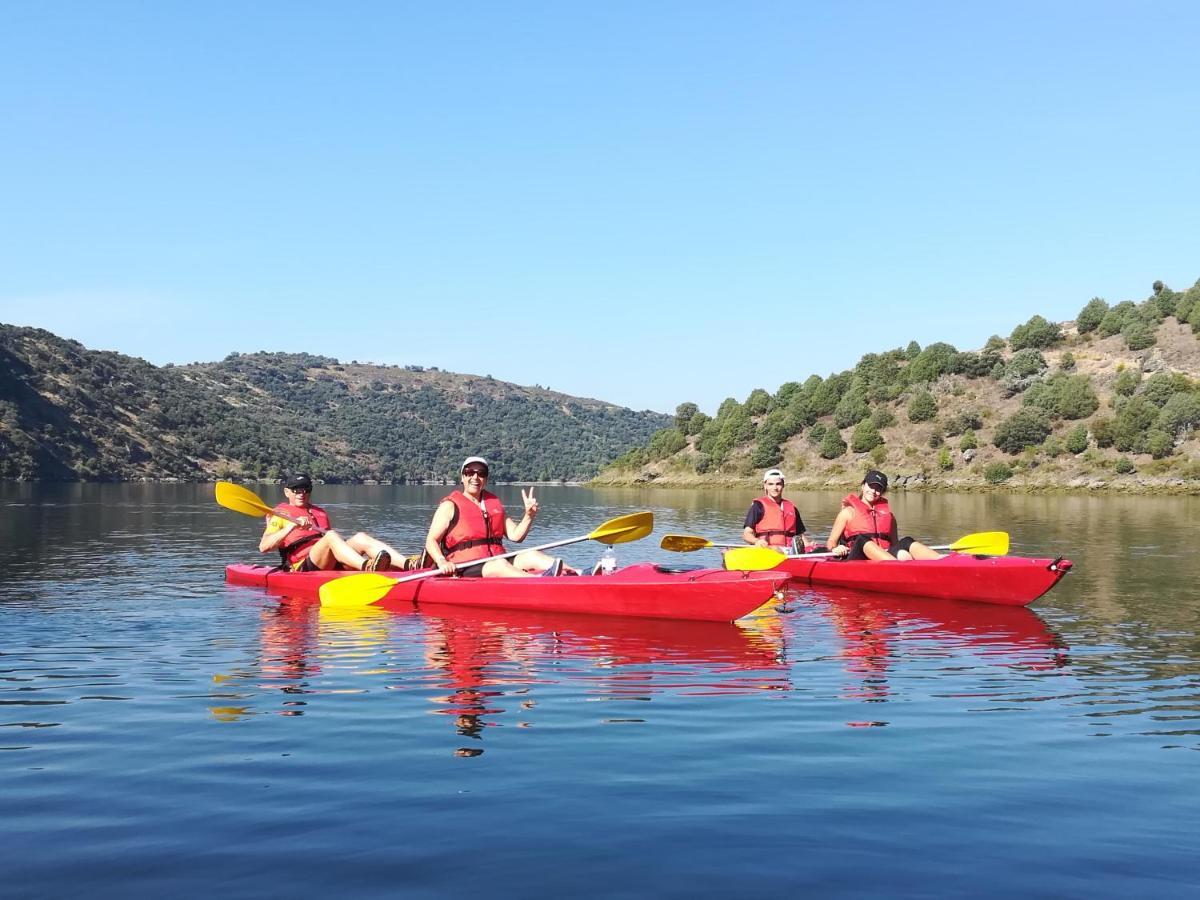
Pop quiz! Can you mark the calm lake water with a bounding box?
[2,483,1198,898]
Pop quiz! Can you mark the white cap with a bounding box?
[762,468,785,482]
[461,456,490,473]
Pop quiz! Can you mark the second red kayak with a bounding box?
[752,553,1072,607]
[226,563,787,622]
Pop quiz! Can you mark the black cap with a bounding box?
[285,472,314,491]
[863,470,888,490]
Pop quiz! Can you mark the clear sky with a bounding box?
[1,2,1196,415]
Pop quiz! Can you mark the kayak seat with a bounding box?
[652,564,705,575]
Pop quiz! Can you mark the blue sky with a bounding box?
[1,2,1196,414]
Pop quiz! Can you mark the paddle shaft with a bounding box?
[387,532,599,586]
[779,540,976,560]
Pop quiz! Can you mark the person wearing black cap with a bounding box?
[423,456,579,577]
[825,470,945,561]
[742,468,816,552]
[258,473,402,572]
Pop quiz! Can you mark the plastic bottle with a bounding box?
[598,547,617,575]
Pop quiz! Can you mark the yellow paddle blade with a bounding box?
[318,573,399,608]
[659,534,715,553]
[215,481,274,518]
[947,531,1010,556]
[588,511,654,545]
[723,547,787,571]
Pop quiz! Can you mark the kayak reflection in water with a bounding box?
[259,472,403,572]
[826,470,946,562]
[424,456,580,577]
[742,467,817,553]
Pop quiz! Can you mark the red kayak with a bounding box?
[760,553,1072,607]
[225,563,787,622]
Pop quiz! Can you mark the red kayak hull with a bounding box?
[225,563,787,622]
[766,553,1072,607]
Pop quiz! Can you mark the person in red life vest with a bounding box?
[826,470,945,561]
[424,456,579,578]
[742,468,816,553]
[258,472,401,572]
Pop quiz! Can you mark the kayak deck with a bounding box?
[756,553,1073,607]
[225,563,788,622]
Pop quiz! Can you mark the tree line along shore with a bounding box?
[594,279,1200,495]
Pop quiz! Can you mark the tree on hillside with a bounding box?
[907,342,958,384]
[907,391,938,423]
[851,419,883,453]
[992,408,1052,454]
[819,428,847,459]
[1076,297,1109,334]
[1009,315,1062,350]
[674,402,700,433]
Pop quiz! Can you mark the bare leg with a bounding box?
[479,558,538,578]
[512,549,579,575]
[861,539,897,561]
[900,541,945,561]
[346,532,404,570]
[306,530,370,570]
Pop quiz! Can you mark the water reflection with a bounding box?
[418,606,791,756]
[797,588,1069,722]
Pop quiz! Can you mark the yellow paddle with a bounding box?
[318,511,655,608]
[722,531,1011,571]
[214,480,326,532]
[659,534,742,552]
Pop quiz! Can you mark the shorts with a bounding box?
[843,535,915,560]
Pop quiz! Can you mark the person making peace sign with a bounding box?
[423,456,579,577]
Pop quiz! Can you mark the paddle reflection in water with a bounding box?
[798,588,1069,724]
[417,605,791,756]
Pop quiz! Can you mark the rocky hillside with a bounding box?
[0,326,669,482]
[596,279,1200,493]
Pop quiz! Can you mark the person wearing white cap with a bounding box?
[742,468,815,552]
[423,456,579,577]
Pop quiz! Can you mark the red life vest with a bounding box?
[271,502,331,565]
[841,494,894,552]
[440,490,507,563]
[751,496,800,547]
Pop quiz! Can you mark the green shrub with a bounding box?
[750,440,783,468]
[1097,301,1139,337]
[984,335,1007,353]
[1155,393,1200,438]
[1140,372,1194,408]
[984,462,1013,484]
[1091,417,1114,448]
[928,427,944,449]
[1059,351,1076,371]
[869,445,887,466]
[1114,457,1135,475]
[907,391,938,423]
[745,389,771,416]
[944,410,983,435]
[851,419,883,453]
[1065,424,1089,454]
[1145,429,1173,459]
[1010,315,1062,350]
[819,428,847,459]
[937,446,953,471]
[959,428,978,451]
[1076,297,1109,334]
[1121,320,1156,351]
[992,408,1053,454]
[1022,373,1099,420]
[807,422,828,446]
[1113,369,1140,396]
[907,342,959,384]
[1112,397,1158,452]
[1042,436,1064,457]
[870,407,897,429]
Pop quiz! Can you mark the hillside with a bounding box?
[595,278,1200,493]
[0,326,669,482]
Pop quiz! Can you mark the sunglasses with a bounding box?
[288,486,311,493]
[463,468,489,477]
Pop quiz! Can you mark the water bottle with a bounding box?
[599,547,617,575]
